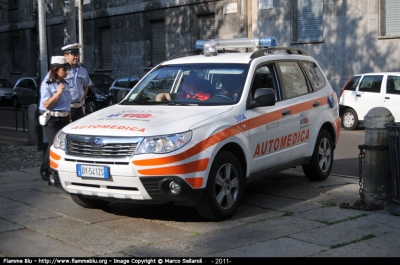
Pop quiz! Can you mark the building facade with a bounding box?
[0,0,399,94]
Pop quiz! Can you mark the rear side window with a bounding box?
[359,75,383,93]
[387,75,400,95]
[26,79,35,89]
[344,76,361,91]
[302,61,326,91]
[277,61,308,99]
[18,79,27,88]
[115,78,129,88]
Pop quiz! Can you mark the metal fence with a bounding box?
[0,107,28,132]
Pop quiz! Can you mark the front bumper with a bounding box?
[50,168,205,203]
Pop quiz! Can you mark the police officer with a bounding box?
[39,56,72,181]
[62,43,91,121]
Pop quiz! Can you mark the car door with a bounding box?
[16,79,28,103]
[354,75,384,120]
[26,79,37,104]
[275,60,319,160]
[247,63,293,172]
[384,74,400,122]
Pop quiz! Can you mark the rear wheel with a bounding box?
[302,129,333,181]
[341,109,359,130]
[195,151,244,221]
[70,194,110,208]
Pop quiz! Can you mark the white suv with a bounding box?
[49,37,341,220]
[339,72,400,130]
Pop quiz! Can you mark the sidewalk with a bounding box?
[0,162,399,258]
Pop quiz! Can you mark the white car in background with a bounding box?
[339,72,400,130]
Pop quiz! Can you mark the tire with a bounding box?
[195,151,244,221]
[302,129,333,181]
[341,108,359,130]
[12,97,20,109]
[85,99,96,113]
[70,194,110,208]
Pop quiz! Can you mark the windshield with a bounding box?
[120,64,248,106]
[0,79,13,87]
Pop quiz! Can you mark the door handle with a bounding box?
[385,97,390,99]
[356,94,361,97]
[282,109,291,116]
[313,101,320,107]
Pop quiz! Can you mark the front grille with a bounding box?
[66,135,143,158]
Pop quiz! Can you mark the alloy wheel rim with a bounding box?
[214,163,239,210]
[318,138,332,172]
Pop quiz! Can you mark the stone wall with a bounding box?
[0,0,399,94]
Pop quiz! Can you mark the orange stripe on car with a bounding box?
[185,177,204,188]
[133,96,330,167]
[50,160,59,169]
[50,150,61,160]
[137,158,209,175]
[333,117,341,143]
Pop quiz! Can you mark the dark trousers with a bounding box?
[71,106,85,122]
[40,116,70,173]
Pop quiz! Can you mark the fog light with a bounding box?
[169,181,181,195]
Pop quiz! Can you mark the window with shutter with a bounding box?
[151,20,166,66]
[100,27,112,69]
[198,14,216,40]
[381,0,400,36]
[293,0,323,42]
[13,38,20,72]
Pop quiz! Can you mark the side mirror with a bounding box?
[250,88,276,108]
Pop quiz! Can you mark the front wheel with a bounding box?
[12,97,20,109]
[195,151,244,221]
[70,194,110,208]
[302,129,333,181]
[341,108,359,130]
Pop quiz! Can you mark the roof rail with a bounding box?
[168,49,240,60]
[251,47,309,59]
[168,50,202,60]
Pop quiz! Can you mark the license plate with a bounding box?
[76,164,109,179]
[5,96,11,99]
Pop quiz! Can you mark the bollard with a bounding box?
[28,104,38,145]
[362,107,394,207]
[385,122,400,215]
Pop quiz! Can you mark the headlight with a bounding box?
[53,130,67,150]
[136,131,192,154]
[95,93,106,99]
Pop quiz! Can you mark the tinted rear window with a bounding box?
[344,76,361,91]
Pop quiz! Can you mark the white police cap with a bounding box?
[50,56,68,68]
[61,43,81,54]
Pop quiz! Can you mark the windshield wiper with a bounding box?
[168,102,199,106]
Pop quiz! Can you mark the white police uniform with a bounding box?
[39,79,72,113]
[62,43,91,121]
[39,56,72,182]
